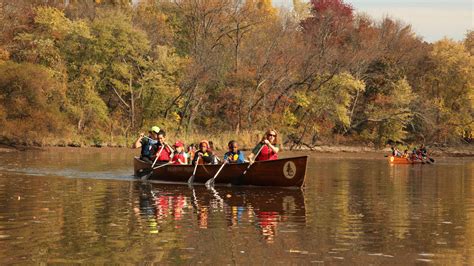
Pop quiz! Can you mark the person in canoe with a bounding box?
[133,126,160,163]
[419,144,428,158]
[224,140,245,164]
[248,129,280,162]
[391,146,402,157]
[186,144,196,165]
[171,141,187,165]
[155,130,173,163]
[192,140,217,165]
[402,149,409,158]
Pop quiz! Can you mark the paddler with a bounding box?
[248,129,280,162]
[133,126,160,163]
[154,130,173,163]
[171,141,187,165]
[192,140,217,165]
[224,140,245,164]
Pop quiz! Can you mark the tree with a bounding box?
[415,39,474,143]
[348,58,415,145]
[465,30,474,56]
[288,72,365,147]
[0,62,67,143]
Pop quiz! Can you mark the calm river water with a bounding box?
[0,148,473,264]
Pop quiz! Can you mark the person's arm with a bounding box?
[264,140,279,153]
[213,154,221,164]
[182,155,188,165]
[132,133,145,148]
[192,152,201,165]
[248,143,262,162]
[223,152,229,161]
[169,152,175,163]
[165,143,175,154]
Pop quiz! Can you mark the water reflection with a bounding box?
[136,183,306,243]
[0,151,473,264]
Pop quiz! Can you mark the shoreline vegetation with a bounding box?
[0,1,472,152]
[1,142,473,157]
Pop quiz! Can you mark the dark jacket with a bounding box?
[192,150,216,165]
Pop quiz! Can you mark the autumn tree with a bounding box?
[0,62,67,143]
[415,39,474,143]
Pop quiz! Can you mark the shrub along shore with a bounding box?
[0,134,472,157]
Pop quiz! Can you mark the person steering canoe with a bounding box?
[248,129,280,162]
[132,126,160,163]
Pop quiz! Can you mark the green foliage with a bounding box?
[292,73,365,139]
[363,78,414,145]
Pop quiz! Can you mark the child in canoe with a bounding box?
[155,130,173,163]
[224,140,245,164]
[171,141,187,165]
[192,140,217,165]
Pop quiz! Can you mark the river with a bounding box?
[0,148,473,264]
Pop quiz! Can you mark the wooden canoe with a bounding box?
[388,156,423,164]
[134,156,308,188]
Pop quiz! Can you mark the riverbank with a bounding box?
[1,143,473,157]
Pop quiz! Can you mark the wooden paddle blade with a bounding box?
[205,179,213,187]
[141,170,153,180]
[136,168,152,179]
[187,175,195,184]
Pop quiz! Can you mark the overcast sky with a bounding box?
[272,0,473,42]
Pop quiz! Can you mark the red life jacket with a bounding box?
[156,145,172,161]
[172,152,186,165]
[256,145,278,161]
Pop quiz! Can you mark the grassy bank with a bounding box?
[1,133,473,157]
[0,130,263,150]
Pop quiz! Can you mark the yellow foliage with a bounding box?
[245,0,277,17]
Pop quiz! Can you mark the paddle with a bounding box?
[187,155,201,184]
[141,160,174,181]
[205,160,228,187]
[151,145,165,168]
[140,145,166,180]
[153,161,173,170]
[426,153,435,163]
[242,143,265,176]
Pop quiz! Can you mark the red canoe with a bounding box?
[388,156,424,164]
[134,156,308,188]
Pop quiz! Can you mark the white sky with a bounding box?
[273,0,473,42]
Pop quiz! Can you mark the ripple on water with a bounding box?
[0,153,473,264]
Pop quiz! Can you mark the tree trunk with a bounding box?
[129,75,135,131]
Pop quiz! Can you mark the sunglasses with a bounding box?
[267,134,276,137]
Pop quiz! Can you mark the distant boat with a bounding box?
[388,156,423,164]
[134,156,308,188]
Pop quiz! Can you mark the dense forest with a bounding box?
[0,0,472,148]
